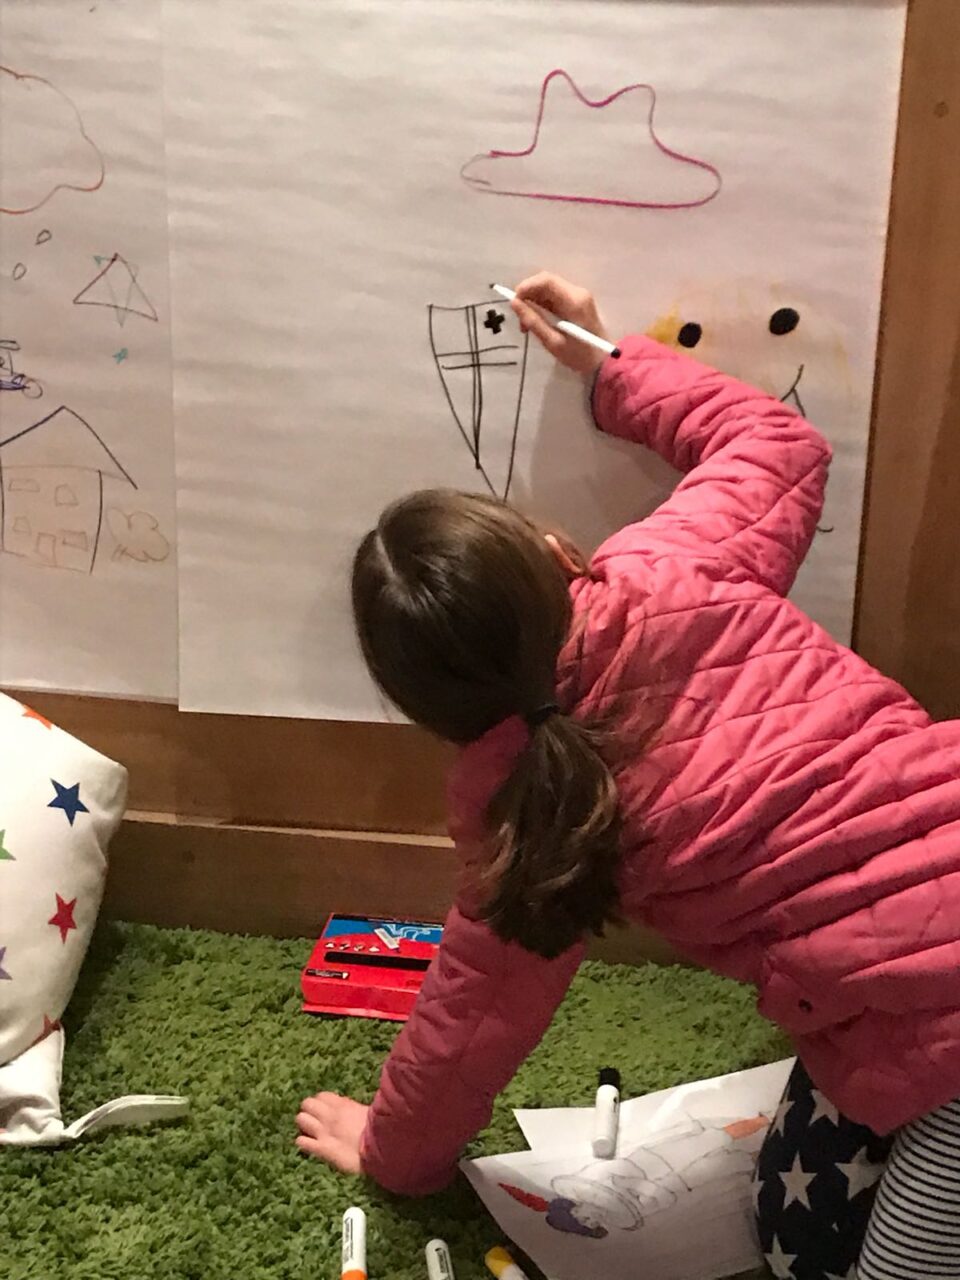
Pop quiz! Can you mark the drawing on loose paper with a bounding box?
[498,1113,769,1239]
[461,69,722,210]
[0,65,105,216]
[428,300,529,500]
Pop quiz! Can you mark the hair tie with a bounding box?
[525,703,559,730]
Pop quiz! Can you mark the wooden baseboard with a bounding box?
[104,812,458,937]
[104,812,680,965]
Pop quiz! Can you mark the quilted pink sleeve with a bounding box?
[591,334,832,595]
[360,905,585,1196]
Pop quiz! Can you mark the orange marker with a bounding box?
[485,1246,529,1280]
[342,1207,367,1280]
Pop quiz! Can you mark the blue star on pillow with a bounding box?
[48,780,90,827]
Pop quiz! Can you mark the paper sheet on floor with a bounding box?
[462,1059,793,1280]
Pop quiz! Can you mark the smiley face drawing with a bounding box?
[645,282,851,424]
[644,283,851,536]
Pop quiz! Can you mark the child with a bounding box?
[296,274,960,1280]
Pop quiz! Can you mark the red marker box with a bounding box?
[301,913,443,1022]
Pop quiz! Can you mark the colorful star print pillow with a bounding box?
[0,694,135,1134]
[0,694,187,1146]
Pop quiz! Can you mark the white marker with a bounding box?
[490,283,621,360]
[592,1066,621,1158]
[426,1238,455,1280]
[342,1207,367,1280]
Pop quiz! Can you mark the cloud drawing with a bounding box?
[0,65,105,216]
[461,69,722,211]
[106,510,170,564]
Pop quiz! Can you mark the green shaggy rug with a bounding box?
[1,922,785,1280]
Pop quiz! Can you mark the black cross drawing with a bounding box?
[483,309,505,336]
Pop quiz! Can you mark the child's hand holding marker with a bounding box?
[504,272,618,376]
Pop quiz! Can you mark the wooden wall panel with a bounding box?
[104,817,457,936]
[19,692,449,834]
[856,0,960,716]
[103,814,681,964]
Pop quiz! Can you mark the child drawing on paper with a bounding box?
[302,271,960,1280]
[499,1115,769,1239]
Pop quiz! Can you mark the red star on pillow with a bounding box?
[29,1014,62,1048]
[48,894,78,945]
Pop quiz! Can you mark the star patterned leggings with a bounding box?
[755,1059,960,1279]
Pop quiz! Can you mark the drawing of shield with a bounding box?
[428,301,529,500]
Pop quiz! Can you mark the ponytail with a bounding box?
[351,489,623,958]
[478,712,623,958]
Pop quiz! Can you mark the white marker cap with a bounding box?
[342,1206,367,1280]
[426,1238,455,1280]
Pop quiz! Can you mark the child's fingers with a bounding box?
[300,1092,337,1116]
[515,271,571,313]
[511,298,564,356]
[296,1107,325,1139]
[295,1130,361,1173]
[295,1131,337,1162]
[295,1112,343,1162]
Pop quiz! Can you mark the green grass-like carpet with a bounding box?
[1,923,786,1280]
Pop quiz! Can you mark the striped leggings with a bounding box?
[755,1059,960,1279]
[859,1102,960,1279]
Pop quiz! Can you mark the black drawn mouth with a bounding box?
[780,365,834,535]
[780,363,805,415]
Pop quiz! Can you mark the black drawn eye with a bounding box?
[677,322,702,349]
[769,307,800,336]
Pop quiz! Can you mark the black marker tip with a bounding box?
[611,347,622,359]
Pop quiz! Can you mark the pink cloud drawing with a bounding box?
[0,65,105,216]
[461,69,722,211]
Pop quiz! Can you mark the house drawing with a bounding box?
[0,405,136,574]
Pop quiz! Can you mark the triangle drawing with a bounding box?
[72,254,158,327]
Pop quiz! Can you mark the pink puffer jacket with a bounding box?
[361,335,960,1196]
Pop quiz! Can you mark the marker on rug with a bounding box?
[592,1066,621,1158]
[426,1238,455,1280]
[342,1207,367,1280]
[485,1245,529,1280]
[490,283,621,359]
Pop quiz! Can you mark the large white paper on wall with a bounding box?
[164,0,905,719]
[0,0,177,700]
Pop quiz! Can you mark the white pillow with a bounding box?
[0,692,186,1144]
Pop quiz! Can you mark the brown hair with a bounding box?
[351,489,622,958]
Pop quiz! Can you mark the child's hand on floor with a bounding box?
[511,272,609,377]
[295,1092,368,1173]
